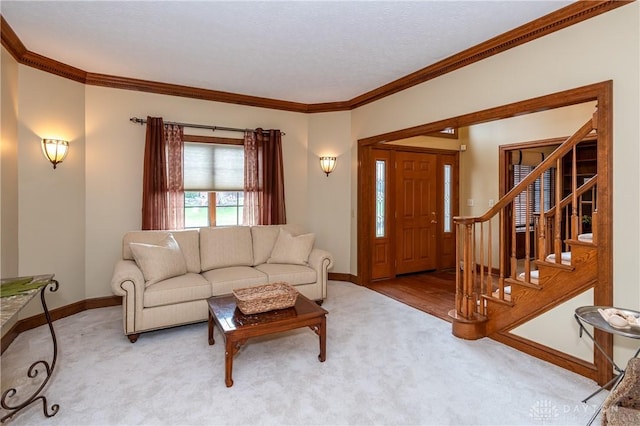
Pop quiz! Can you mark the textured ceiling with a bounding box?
[1,1,573,104]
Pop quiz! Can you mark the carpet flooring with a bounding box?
[0,281,605,425]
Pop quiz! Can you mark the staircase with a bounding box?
[448,111,612,384]
[485,234,597,335]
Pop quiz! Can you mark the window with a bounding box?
[513,165,555,228]
[443,164,452,233]
[427,127,458,139]
[185,192,210,228]
[375,160,386,238]
[183,140,245,228]
[184,191,244,228]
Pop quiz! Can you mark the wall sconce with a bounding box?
[41,139,69,169]
[319,156,337,176]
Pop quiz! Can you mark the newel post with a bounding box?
[450,216,487,339]
[453,217,475,319]
[461,220,476,318]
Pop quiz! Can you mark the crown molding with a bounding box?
[347,0,633,109]
[0,15,25,58]
[1,1,632,114]
[1,16,87,83]
[84,72,310,113]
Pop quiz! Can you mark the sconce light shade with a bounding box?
[319,156,337,176]
[42,139,69,169]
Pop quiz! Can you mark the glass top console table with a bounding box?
[0,274,60,422]
[574,305,640,426]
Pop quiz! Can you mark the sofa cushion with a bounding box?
[251,224,305,266]
[129,234,187,287]
[123,230,201,274]
[267,228,315,265]
[254,263,317,285]
[201,266,268,295]
[200,226,254,271]
[143,273,212,308]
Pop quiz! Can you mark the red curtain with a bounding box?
[165,124,184,229]
[141,117,184,230]
[243,130,260,225]
[243,128,286,225]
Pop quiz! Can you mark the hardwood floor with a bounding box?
[365,270,456,322]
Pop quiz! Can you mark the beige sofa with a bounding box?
[110,224,333,342]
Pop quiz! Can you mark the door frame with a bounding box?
[369,146,459,280]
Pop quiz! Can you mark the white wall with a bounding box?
[1,48,19,279]
[1,48,20,334]
[307,112,352,273]
[388,134,462,151]
[349,3,639,364]
[16,65,86,317]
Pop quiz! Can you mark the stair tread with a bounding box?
[517,270,540,283]
[482,293,513,306]
[545,252,572,265]
[578,233,593,242]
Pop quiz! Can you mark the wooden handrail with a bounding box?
[453,118,595,224]
[544,175,597,216]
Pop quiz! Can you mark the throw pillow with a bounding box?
[129,233,187,287]
[267,228,315,265]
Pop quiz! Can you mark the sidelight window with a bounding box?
[375,160,386,238]
[443,164,452,233]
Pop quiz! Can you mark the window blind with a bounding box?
[513,165,555,228]
[183,142,244,191]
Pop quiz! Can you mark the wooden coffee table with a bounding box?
[207,292,328,387]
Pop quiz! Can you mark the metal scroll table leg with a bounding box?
[1,280,60,422]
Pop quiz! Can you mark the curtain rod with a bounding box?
[129,117,285,136]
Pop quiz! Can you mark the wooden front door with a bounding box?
[370,148,457,280]
[395,152,438,274]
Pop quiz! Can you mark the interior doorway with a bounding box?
[369,145,459,281]
[356,81,612,387]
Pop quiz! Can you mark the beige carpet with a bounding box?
[1,281,605,425]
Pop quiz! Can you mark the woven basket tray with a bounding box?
[233,282,298,315]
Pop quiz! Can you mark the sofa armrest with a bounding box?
[308,248,334,300]
[110,259,146,335]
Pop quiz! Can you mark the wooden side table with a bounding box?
[0,274,60,422]
[574,305,640,426]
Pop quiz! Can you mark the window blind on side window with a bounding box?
[513,165,534,227]
[183,142,244,191]
[513,165,555,228]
